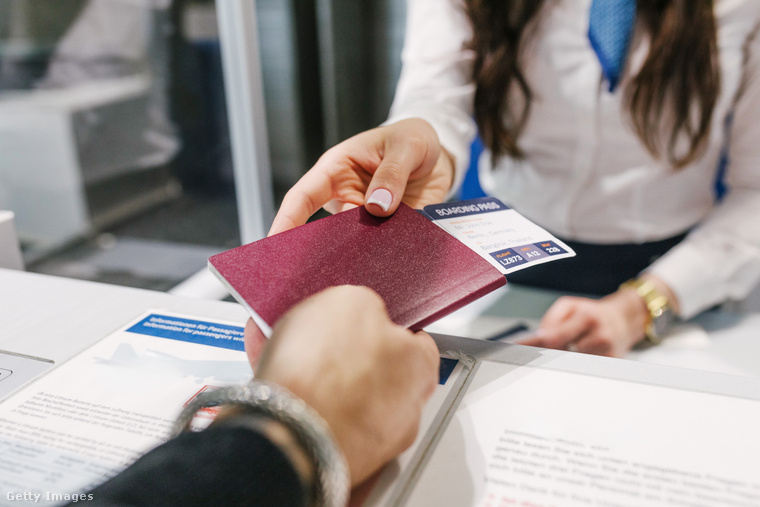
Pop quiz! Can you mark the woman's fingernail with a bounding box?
[366,188,393,212]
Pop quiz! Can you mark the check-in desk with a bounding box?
[2,269,760,506]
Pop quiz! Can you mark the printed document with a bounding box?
[0,312,251,505]
[0,312,465,506]
[405,360,760,507]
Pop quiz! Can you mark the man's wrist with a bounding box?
[213,406,316,493]
[173,381,350,507]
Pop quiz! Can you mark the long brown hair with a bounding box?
[466,0,720,168]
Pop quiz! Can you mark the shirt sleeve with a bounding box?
[648,23,760,318]
[77,425,308,507]
[385,0,477,196]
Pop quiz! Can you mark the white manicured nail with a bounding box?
[366,188,393,212]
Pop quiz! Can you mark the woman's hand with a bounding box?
[269,118,454,236]
[243,285,440,486]
[519,276,679,358]
[518,291,647,357]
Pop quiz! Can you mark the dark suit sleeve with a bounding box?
[76,425,308,506]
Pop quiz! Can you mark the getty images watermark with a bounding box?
[6,492,94,503]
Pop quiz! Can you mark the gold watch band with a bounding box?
[619,278,671,344]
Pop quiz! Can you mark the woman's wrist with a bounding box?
[640,274,680,314]
[438,146,456,194]
[608,287,650,347]
[616,274,678,345]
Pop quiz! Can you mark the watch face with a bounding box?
[651,307,673,339]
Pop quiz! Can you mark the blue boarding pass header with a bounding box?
[424,197,508,219]
[126,314,245,352]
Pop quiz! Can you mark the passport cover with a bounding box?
[208,203,507,335]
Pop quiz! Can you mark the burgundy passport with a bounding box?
[208,203,506,335]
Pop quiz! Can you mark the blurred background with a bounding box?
[0,0,406,292]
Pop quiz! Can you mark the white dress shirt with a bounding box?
[387,0,760,318]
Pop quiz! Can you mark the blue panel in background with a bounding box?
[460,135,487,200]
[439,357,459,385]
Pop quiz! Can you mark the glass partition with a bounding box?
[0,0,407,292]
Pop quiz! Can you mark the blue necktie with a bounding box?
[588,0,637,92]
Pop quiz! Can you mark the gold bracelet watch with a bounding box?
[619,278,673,344]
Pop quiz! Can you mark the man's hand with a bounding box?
[244,286,440,485]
